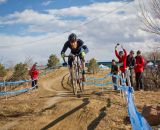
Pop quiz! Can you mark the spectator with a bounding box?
[134,50,145,91]
[111,59,119,90]
[126,50,136,87]
[29,63,39,89]
[115,44,127,84]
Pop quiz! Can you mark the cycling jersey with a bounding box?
[61,39,88,55]
[115,48,127,73]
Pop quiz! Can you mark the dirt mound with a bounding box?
[142,104,160,126]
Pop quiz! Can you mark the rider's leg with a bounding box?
[68,55,73,81]
[130,68,134,87]
[126,69,131,87]
[80,57,86,81]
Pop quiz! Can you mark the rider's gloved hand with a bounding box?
[61,53,65,59]
[80,51,85,58]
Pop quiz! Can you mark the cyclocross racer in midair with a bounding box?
[61,33,89,81]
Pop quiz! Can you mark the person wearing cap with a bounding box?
[61,33,89,81]
[134,50,145,91]
[111,59,119,90]
[29,63,39,89]
[126,50,136,87]
[115,44,127,81]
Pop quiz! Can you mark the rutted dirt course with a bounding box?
[0,67,160,130]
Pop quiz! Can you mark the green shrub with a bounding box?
[47,54,60,68]
[12,63,29,81]
[0,64,7,80]
[88,58,99,74]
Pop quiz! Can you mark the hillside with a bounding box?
[0,67,159,130]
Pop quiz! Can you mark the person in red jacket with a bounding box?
[29,63,39,89]
[115,44,127,85]
[115,43,127,73]
[134,50,145,91]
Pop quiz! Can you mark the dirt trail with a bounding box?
[0,67,71,130]
[0,67,127,130]
[39,68,72,110]
[0,120,18,130]
[0,67,160,130]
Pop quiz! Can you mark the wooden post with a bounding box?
[119,76,122,98]
[121,74,126,105]
[102,80,103,93]
[4,80,7,100]
[126,69,131,87]
[27,81,30,95]
[94,77,96,88]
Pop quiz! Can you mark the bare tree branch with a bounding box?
[138,0,160,36]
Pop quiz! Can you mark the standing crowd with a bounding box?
[111,43,145,91]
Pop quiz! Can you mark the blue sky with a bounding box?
[0,0,129,15]
[0,0,159,66]
[0,0,131,35]
[0,0,133,14]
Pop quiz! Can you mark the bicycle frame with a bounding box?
[63,54,84,95]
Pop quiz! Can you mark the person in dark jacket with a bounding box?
[134,50,145,91]
[61,33,89,81]
[29,63,39,89]
[111,59,119,90]
[126,50,136,87]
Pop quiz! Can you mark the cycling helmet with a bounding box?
[68,33,77,43]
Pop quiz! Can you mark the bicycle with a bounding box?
[63,54,84,95]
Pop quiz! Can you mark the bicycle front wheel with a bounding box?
[71,67,78,95]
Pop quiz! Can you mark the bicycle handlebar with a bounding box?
[64,54,79,57]
[62,54,80,66]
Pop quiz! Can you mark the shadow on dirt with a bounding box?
[41,98,90,130]
[87,106,107,130]
[87,97,112,130]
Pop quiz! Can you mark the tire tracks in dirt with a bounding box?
[40,69,74,111]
